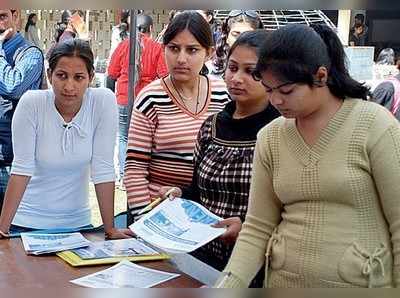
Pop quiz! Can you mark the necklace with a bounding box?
[170,76,201,114]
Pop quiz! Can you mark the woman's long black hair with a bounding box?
[256,24,370,100]
[25,13,37,33]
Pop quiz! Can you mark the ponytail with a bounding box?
[256,24,370,101]
[310,24,370,100]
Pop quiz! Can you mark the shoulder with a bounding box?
[256,116,285,147]
[134,79,168,110]
[197,114,215,142]
[351,98,392,120]
[16,89,52,115]
[373,81,395,95]
[117,39,129,51]
[16,44,43,59]
[143,35,163,49]
[86,88,116,109]
[348,98,398,139]
[87,87,115,101]
[19,89,50,105]
[202,113,216,131]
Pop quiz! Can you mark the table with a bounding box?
[0,233,202,288]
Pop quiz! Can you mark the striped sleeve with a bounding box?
[124,85,157,210]
[0,47,43,99]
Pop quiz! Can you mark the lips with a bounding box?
[62,94,77,99]
[174,67,190,73]
[277,109,292,116]
[228,87,246,95]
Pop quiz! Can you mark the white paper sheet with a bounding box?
[20,232,91,255]
[129,198,226,254]
[70,260,180,288]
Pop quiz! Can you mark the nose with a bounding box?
[176,50,187,64]
[231,70,244,84]
[63,78,76,93]
[268,91,284,106]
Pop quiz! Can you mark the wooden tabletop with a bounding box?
[0,233,202,288]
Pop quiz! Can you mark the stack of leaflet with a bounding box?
[21,232,91,255]
[57,238,170,267]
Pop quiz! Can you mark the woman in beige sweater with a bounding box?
[215,24,400,288]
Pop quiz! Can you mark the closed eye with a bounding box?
[280,90,293,95]
[246,68,256,75]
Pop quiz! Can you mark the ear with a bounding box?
[47,69,52,85]
[11,10,19,22]
[315,66,328,86]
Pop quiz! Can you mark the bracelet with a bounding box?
[0,229,10,238]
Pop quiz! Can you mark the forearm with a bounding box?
[370,124,400,287]
[0,174,30,232]
[94,181,115,234]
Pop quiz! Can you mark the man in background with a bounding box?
[349,13,368,46]
[0,9,43,210]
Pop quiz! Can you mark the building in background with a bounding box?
[18,9,170,61]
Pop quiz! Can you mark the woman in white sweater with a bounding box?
[0,39,133,240]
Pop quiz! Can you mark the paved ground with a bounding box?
[88,142,127,227]
[88,183,127,227]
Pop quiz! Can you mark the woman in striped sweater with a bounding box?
[159,31,280,286]
[124,11,230,222]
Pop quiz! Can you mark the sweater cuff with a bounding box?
[214,271,246,288]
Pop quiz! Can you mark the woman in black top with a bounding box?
[159,30,280,277]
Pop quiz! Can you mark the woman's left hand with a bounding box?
[212,217,242,244]
[105,228,135,240]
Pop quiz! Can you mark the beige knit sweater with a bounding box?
[215,99,400,288]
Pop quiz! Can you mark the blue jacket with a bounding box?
[0,33,43,165]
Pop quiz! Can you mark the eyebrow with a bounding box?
[55,70,87,75]
[168,42,201,47]
[263,81,295,90]
[228,59,256,66]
